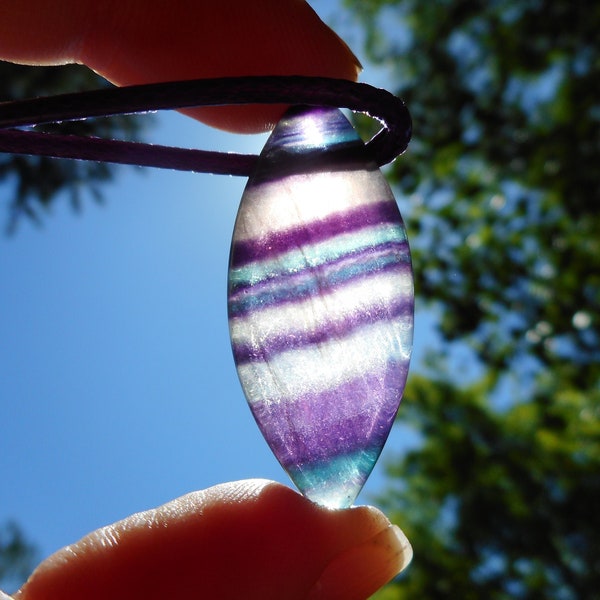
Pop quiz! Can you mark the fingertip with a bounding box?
[77,0,360,133]
[307,523,413,600]
[248,485,412,599]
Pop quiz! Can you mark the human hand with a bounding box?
[0,3,409,599]
[4,480,411,600]
[0,0,360,132]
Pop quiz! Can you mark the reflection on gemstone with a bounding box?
[228,106,414,508]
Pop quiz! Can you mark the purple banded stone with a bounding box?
[228,106,413,508]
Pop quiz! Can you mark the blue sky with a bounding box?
[0,2,432,567]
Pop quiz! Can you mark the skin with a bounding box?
[0,2,411,598]
[8,480,412,600]
[0,0,361,132]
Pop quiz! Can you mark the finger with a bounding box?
[0,0,360,132]
[15,480,411,600]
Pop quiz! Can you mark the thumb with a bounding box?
[14,480,411,600]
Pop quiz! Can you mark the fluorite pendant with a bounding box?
[228,106,414,508]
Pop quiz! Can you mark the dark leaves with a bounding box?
[0,520,38,594]
[0,62,149,232]
[343,1,600,597]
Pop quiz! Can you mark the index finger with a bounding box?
[0,0,360,132]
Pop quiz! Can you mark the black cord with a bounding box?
[0,76,411,176]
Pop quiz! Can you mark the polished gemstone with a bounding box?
[228,106,413,508]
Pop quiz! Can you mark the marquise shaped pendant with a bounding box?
[228,106,414,508]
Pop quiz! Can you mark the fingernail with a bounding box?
[307,524,412,600]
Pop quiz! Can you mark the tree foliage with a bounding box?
[0,62,148,233]
[348,0,599,374]
[341,0,600,597]
[375,372,600,599]
[0,520,37,594]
